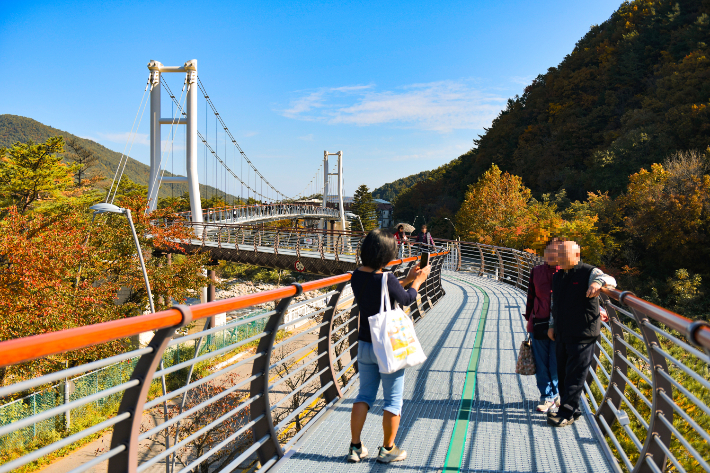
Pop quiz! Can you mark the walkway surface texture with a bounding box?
[276,272,616,473]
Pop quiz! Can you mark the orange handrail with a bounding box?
[0,252,447,369]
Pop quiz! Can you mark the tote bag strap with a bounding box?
[379,272,392,314]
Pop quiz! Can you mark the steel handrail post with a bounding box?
[334,234,341,262]
[108,305,193,472]
[596,295,629,432]
[249,283,302,464]
[476,243,485,276]
[496,249,504,281]
[318,281,349,402]
[514,251,523,289]
[628,305,673,472]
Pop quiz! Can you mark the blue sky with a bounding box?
[1,0,623,199]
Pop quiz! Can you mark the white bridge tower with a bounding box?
[323,151,346,231]
[146,59,203,223]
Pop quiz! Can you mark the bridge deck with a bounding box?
[275,273,616,473]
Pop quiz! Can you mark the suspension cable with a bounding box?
[162,78,272,202]
[106,83,150,204]
[197,77,290,201]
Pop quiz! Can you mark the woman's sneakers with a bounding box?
[377,444,407,463]
[536,400,556,412]
[347,443,368,462]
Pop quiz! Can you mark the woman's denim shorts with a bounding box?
[353,341,406,416]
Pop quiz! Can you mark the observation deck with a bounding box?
[275,272,615,473]
[1,243,708,473]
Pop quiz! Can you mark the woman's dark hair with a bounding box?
[361,229,397,270]
[397,225,404,231]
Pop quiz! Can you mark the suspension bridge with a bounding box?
[0,60,709,473]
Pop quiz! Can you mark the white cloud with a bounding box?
[509,75,535,87]
[298,134,314,141]
[97,132,150,146]
[280,80,505,133]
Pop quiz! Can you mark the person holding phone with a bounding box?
[348,229,430,463]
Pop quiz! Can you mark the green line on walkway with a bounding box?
[442,277,489,473]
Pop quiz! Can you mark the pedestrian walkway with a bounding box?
[275,272,616,473]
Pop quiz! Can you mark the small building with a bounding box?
[374,199,394,229]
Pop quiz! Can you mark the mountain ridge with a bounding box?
[393,0,710,232]
[0,114,231,200]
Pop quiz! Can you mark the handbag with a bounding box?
[515,335,536,375]
[368,273,427,374]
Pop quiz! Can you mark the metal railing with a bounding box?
[443,239,710,473]
[3,234,708,473]
[433,238,542,293]
[0,251,448,473]
[177,203,341,225]
[181,223,366,263]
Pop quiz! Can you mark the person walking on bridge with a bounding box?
[547,240,616,427]
[414,224,435,250]
[348,229,430,463]
[523,237,561,413]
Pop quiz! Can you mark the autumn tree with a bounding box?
[0,137,78,214]
[65,137,99,186]
[622,151,710,277]
[0,136,210,385]
[351,184,378,231]
[455,164,532,248]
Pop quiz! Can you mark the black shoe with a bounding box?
[547,412,576,427]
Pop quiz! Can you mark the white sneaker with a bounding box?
[536,400,556,412]
[347,444,368,462]
[377,444,407,463]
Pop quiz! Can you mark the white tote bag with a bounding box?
[368,273,427,374]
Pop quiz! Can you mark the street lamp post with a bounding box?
[90,203,155,313]
[345,212,365,232]
[444,218,458,239]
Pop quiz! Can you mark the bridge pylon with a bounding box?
[323,151,346,232]
[146,59,203,224]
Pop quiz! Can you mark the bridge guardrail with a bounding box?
[441,238,710,473]
[0,251,448,473]
[176,203,341,225]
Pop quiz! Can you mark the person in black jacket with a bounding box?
[546,240,616,427]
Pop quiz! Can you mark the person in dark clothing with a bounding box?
[547,240,616,427]
[348,229,430,463]
[414,224,435,249]
[523,238,560,413]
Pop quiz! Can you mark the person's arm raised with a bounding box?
[401,263,431,292]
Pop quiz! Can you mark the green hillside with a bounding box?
[372,170,430,202]
[0,114,232,200]
[395,0,710,225]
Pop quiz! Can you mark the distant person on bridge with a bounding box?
[393,225,408,245]
[414,224,435,249]
[547,240,615,427]
[523,237,561,414]
[348,229,430,464]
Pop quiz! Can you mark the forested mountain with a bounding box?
[0,114,229,199]
[372,170,430,202]
[395,0,710,225]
